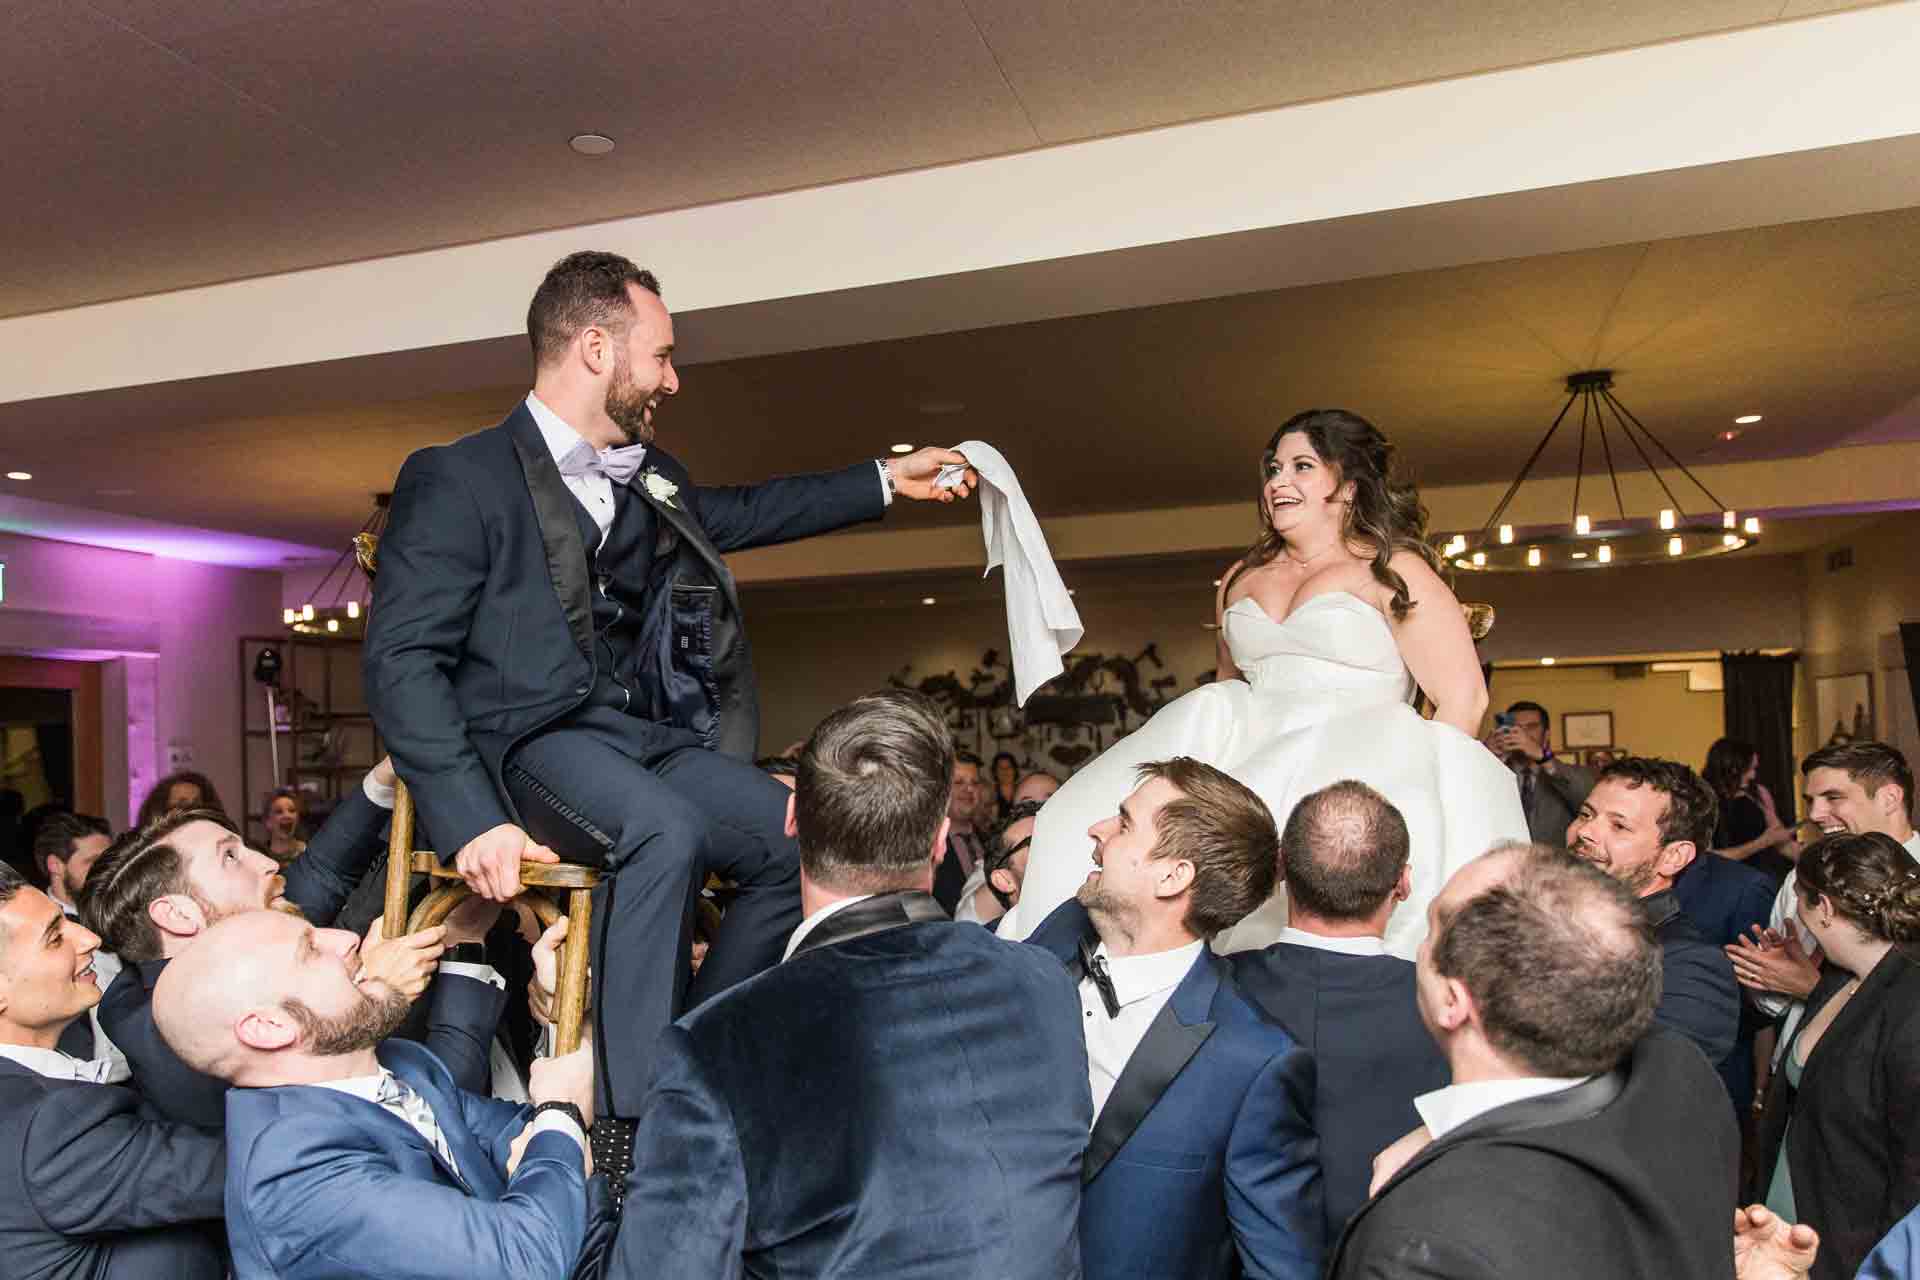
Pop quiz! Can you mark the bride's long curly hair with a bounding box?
[1226,409,1441,621]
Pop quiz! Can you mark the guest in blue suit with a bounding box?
[153,908,609,1280]
[0,865,226,1280]
[607,690,1092,1279]
[81,782,503,1128]
[1028,756,1323,1280]
[1673,847,1778,1113]
[1226,781,1450,1242]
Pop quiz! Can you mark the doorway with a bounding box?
[0,658,104,862]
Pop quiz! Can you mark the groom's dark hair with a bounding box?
[528,251,662,367]
[795,691,955,893]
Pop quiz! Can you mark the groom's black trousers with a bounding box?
[501,707,800,1119]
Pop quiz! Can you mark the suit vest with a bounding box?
[568,485,659,717]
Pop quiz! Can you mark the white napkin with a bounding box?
[953,441,1082,705]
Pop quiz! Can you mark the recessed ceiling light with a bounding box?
[569,133,616,156]
[921,596,936,605]
[1734,414,1763,424]
[890,443,914,454]
[5,471,30,481]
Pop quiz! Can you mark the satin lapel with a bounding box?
[1083,958,1218,1186]
[507,409,593,664]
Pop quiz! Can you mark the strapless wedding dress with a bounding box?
[995,590,1526,959]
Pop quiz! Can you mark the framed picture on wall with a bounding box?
[1814,672,1875,746]
[1562,711,1614,749]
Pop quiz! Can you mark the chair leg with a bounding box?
[383,784,419,939]
[556,887,594,1056]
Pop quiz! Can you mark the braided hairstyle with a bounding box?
[1225,409,1440,621]
[1796,831,1920,943]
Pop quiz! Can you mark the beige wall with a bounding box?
[748,552,1803,759]
[1797,511,1920,769]
[1482,666,1724,772]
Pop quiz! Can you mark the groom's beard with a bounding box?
[284,985,413,1057]
[605,348,657,446]
[1078,876,1139,950]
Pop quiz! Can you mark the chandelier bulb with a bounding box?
[301,603,315,621]
[326,618,340,633]
[1723,510,1737,529]
[1471,551,1486,567]
[1573,514,1590,536]
[1658,509,1676,531]
[1498,525,1514,545]
[1723,533,1739,547]
[346,601,361,619]
[1743,516,1761,534]
[1668,535,1684,557]
[1526,547,1542,567]
[282,608,295,625]
[1597,544,1613,564]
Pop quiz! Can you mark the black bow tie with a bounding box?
[1079,937,1121,1018]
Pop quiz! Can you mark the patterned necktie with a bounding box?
[556,439,648,487]
[63,1054,128,1084]
[374,1072,459,1176]
[1079,938,1121,1018]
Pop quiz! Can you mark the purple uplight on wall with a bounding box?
[0,493,331,568]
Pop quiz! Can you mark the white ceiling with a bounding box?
[2,0,1877,317]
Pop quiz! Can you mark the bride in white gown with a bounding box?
[995,409,1526,959]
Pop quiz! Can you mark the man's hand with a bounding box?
[506,1118,594,1179]
[887,448,977,504]
[454,823,558,902]
[1369,1124,1432,1196]
[443,894,502,947]
[527,916,568,1027]
[357,920,445,1000]
[530,1037,596,1129]
[1733,1205,1818,1279]
[1727,926,1822,999]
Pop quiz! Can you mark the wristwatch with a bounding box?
[532,1100,587,1132]
[444,942,487,966]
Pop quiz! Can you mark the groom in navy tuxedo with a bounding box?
[365,251,975,1118]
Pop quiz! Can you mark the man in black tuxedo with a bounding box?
[1331,842,1740,1279]
[1566,756,1742,1071]
[1227,781,1448,1242]
[0,864,226,1280]
[365,252,975,1118]
[606,690,1090,1277]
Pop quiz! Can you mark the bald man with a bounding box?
[154,911,608,1280]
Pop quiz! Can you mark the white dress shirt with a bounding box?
[1413,1075,1591,1141]
[782,895,875,962]
[526,393,894,552]
[1275,927,1388,957]
[0,1042,130,1083]
[315,1066,586,1168]
[1080,938,1204,1120]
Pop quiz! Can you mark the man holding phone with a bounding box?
[1484,701,1596,848]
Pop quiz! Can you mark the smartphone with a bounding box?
[1493,712,1515,730]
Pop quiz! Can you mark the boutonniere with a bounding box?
[641,469,679,509]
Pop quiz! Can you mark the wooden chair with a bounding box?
[380,780,600,1054]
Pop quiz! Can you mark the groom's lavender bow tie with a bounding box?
[557,440,648,487]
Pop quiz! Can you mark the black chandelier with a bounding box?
[282,493,389,637]
[1439,370,1761,572]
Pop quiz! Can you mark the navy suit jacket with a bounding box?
[364,404,885,856]
[1227,941,1449,1243]
[1673,853,1777,1105]
[1643,889,1742,1071]
[1029,903,1324,1280]
[0,1058,225,1280]
[225,1038,605,1280]
[609,891,1092,1279]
